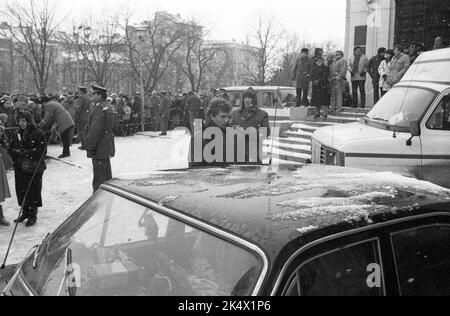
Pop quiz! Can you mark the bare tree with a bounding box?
[121,12,186,94]
[0,0,65,94]
[58,15,123,88]
[174,21,222,93]
[242,13,282,86]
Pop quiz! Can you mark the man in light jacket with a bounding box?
[329,51,348,113]
[386,45,411,87]
[348,47,369,108]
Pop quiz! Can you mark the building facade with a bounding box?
[344,0,449,107]
[345,0,449,58]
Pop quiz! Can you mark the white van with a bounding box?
[311,48,450,187]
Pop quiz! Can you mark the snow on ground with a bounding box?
[0,130,191,264]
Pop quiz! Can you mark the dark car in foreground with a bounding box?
[1,165,449,296]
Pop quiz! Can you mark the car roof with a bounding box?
[107,165,450,262]
[221,86,296,92]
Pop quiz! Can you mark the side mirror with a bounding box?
[407,120,421,146]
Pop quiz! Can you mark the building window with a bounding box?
[354,25,368,54]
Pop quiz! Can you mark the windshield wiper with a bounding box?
[370,117,391,129]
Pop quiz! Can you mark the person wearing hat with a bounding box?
[38,92,75,159]
[75,86,92,150]
[9,111,47,227]
[86,85,116,192]
[159,91,171,136]
[311,57,331,119]
[293,48,314,107]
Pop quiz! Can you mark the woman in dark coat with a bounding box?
[311,57,331,119]
[9,111,47,227]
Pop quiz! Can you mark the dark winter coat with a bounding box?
[189,120,229,168]
[230,107,270,164]
[159,96,171,119]
[86,101,116,160]
[186,95,202,114]
[368,55,385,82]
[293,56,314,89]
[311,64,331,107]
[9,125,47,208]
[75,94,92,125]
[39,101,75,134]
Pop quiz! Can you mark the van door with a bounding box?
[420,90,450,188]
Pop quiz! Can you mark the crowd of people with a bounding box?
[293,37,448,119]
[0,83,271,228]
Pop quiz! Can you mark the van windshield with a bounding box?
[366,86,437,131]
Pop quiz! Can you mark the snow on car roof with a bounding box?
[108,165,450,260]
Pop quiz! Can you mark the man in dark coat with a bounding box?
[75,86,92,151]
[86,85,116,193]
[293,48,314,107]
[186,91,202,133]
[159,92,171,136]
[311,57,331,119]
[368,47,386,105]
[39,97,75,158]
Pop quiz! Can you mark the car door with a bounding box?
[420,90,450,187]
[275,229,390,296]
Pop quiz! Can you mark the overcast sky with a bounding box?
[2,0,346,44]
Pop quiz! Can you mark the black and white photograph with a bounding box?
[0,0,449,299]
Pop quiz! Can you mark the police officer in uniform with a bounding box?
[86,85,116,192]
[75,86,92,150]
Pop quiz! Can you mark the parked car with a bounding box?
[1,165,449,296]
[311,48,450,188]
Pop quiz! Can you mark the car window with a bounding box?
[230,92,242,107]
[391,224,450,296]
[367,86,437,130]
[283,240,384,296]
[426,94,450,131]
[20,190,263,296]
[262,92,274,107]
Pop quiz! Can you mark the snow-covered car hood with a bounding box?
[312,122,394,149]
[109,165,450,261]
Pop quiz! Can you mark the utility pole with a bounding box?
[138,35,146,133]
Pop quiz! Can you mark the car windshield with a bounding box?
[19,190,263,296]
[366,86,437,130]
